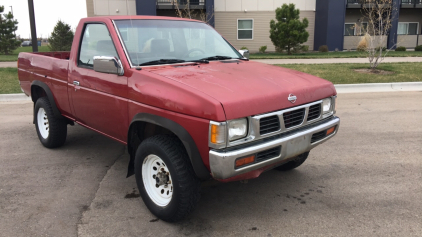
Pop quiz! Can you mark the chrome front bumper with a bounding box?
[209,117,340,179]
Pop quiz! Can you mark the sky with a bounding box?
[0,0,87,39]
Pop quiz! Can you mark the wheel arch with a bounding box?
[127,113,211,181]
[31,81,62,124]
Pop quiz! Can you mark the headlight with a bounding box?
[322,98,332,114]
[228,118,248,141]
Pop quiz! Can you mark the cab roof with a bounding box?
[82,15,202,23]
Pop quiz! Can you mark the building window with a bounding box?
[238,19,253,40]
[398,22,419,35]
[345,23,368,36]
[345,23,355,36]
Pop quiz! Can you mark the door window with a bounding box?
[78,24,119,68]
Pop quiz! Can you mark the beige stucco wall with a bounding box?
[344,36,388,50]
[215,11,315,52]
[87,0,136,16]
[397,35,418,48]
[87,0,95,17]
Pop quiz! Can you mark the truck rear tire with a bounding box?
[275,152,309,171]
[34,97,67,148]
[134,135,201,222]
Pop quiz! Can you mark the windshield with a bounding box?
[114,19,242,66]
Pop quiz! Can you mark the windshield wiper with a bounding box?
[198,55,233,61]
[139,59,186,66]
[187,59,210,64]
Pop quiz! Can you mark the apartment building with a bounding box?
[86,0,422,52]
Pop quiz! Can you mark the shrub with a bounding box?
[275,46,283,53]
[301,45,309,52]
[259,45,267,53]
[395,46,406,51]
[357,36,368,52]
[318,45,329,52]
[375,46,387,52]
[414,45,422,51]
[240,46,248,50]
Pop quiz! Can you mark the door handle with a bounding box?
[73,81,80,86]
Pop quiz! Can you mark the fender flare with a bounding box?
[31,80,62,123]
[128,113,211,180]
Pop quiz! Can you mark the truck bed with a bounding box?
[18,52,72,117]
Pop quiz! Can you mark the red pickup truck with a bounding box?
[18,16,340,222]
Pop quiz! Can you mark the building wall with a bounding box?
[89,0,137,16]
[398,8,422,34]
[215,0,315,52]
[344,9,365,25]
[397,35,419,48]
[343,36,388,50]
[87,0,95,17]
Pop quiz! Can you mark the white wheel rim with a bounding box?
[37,108,49,139]
[142,154,173,207]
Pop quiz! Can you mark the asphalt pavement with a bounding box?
[0,92,421,237]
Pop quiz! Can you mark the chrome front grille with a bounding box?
[226,97,336,148]
[307,104,321,121]
[283,108,305,128]
[255,100,326,137]
[259,116,280,135]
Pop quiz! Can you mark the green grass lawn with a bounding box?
[250,51,422,59]
[0,68,20,94]
[278,62,422,84]
[1,63,421,94]
[0,46,50,62]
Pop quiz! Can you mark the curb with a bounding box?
[1,82,421,102]
[0,93,31,102]
[334,82,422,93]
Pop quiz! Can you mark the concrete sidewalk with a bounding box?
[252,57,422,65]
[0,62,17,68]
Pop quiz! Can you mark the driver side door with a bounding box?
[69,23,128,142]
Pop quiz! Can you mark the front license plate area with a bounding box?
[285,135,309,158]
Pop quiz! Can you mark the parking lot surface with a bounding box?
[1,92,421,237]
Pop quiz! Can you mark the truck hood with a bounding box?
[146,61,336,120]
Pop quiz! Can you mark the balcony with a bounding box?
[157,0,206,9]
[346,0,392,8]
[401,0,422,8]
[348,0,422,8]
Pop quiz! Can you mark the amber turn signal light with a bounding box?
[235,155,255,168]
[326,126,336,136]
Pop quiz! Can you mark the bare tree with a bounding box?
[174,0,214,24]
[361,0,398,70]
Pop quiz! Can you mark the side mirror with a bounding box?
[239,49,250,60]
[93,56,124,76]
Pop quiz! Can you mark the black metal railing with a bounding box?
[157,0,205,5]
[348,0,422,5]
[401,0,422,4]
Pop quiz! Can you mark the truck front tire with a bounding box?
[134,135,201,222]
[275,152,309,171]
[34,97,67,148]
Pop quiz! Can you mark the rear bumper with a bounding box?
[209,116,340,179]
